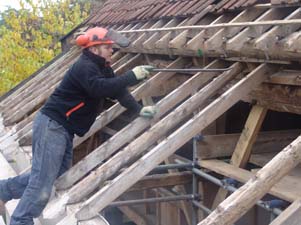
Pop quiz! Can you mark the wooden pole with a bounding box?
[119,19,301,34]
[270,198,301,225]
[198,135,301,225]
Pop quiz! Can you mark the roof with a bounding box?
[89,0,271,25]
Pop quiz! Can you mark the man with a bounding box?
[0,27,156,225]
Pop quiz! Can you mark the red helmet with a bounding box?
[76,27,114,48]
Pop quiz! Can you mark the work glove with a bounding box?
[132,65,154,80]
[139,105,157,118]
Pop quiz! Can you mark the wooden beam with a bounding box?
[231,105,267,167]
[270,198,301,225]
[212,104,267,208]
[63,62,241,205]
[55,57,190,190]
[169,5,214,49]
[197,130,300,159]
[143,18,179,49]
[163,157,193,225]
[254,7,301,54]
[226,8,289,53]
[200,159,301,203]
[186,14,233,51]
[118,205,148,225]
[267,70,301,86]
[129,172,192,191]
[247,83,301,114]
[131,20,165,49]
[198,135,301,225]
[73,63,273,221]
[205,8,266,53]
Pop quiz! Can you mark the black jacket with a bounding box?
[41,49,142,136]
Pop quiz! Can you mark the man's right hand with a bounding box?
[132,65,154,80]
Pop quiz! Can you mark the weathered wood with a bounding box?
[254,7,301,53]
[267,70,301,86]
[186,14,233,51]
[231,105,267,167]
[64,62,242,205]
[131,20,165,49]
[72,57,188,148]
[197,130,300,159]
[205,8,266,53]
[212,105,266,209]
[129,172,192,191]
[198,135,301,225]
[118,205,148,225]
[270,198,301,225]
[247,83,301,114]
[163,157,192,225]
[78,216,110,225]
[143,18,179,49]
[114,53,143,75]
[226,8,289,53]
[74,63,272,221]
[200,159,301,203]
[169,5,214,49]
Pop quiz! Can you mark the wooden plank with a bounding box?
[62,61,242,205]
[212,105,266,208]
[197,130,300,159]
[267,70,301,86]
[129,172,192,191]
[169,5,213,49]
[186,14,233,51]
[200,159,301,202]
[247,83,301,115]
[226,8,289,53]
[55,57,191,189]
[205,8,266,53]
[231,105,267,167]
[73,63,273,221]
[118,206,148,225]
[163,157,192,225]
[254,7,301,53]
[79,216,110,225]
[143,18,179,49]
[198,135,301,225]
[270,198,301,225]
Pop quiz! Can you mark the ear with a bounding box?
[88,46,98,54]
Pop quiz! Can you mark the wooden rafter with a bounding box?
[199,135,301,225]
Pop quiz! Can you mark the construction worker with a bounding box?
[0,27,156,225]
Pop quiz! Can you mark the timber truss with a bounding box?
[1,2,301,225]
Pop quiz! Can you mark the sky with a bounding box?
[0,1,21,12]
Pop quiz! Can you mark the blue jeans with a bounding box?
[0,112,74,225]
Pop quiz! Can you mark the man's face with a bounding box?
[93,44,113,63]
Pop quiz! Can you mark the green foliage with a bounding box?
[0,0,90,95]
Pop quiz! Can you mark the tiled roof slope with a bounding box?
[88,0,269,25]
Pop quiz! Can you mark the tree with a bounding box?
[0,0,90,95]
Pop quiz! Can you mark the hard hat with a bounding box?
[76,27,130,48]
